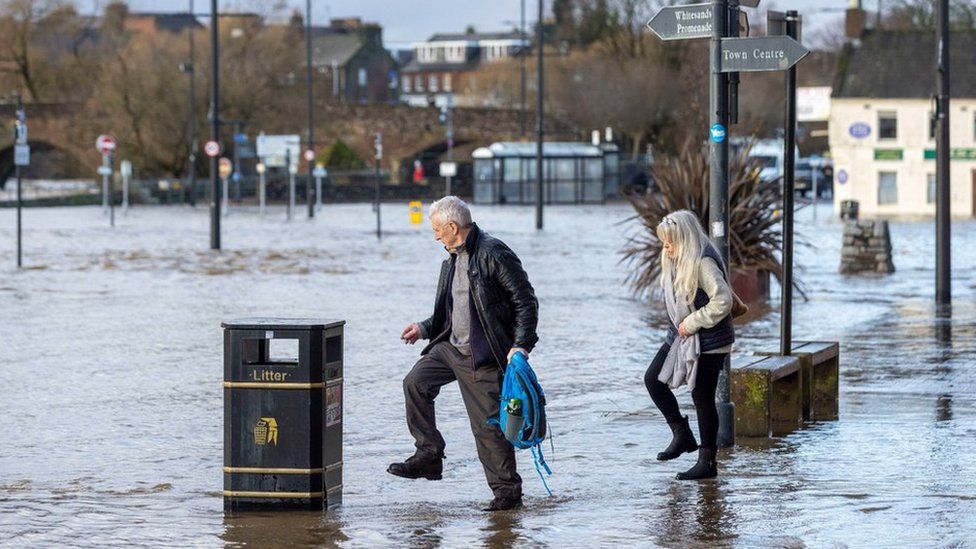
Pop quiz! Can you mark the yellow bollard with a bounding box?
[409,201,423,225]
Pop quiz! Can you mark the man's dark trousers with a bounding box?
[403,341,522,499]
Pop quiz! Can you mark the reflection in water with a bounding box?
[654,481,735,545]
[481,509,522,548]
[221,510,347,547]
[936,394,953,422]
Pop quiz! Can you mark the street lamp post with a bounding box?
[306,0,315,219]
[209,0,221,250]
[183,0,197,206]
[935,0,951,307]
[535,0,544,230]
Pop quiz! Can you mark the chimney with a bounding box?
[845,0,866,41]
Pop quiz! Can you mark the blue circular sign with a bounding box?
[710,124,727,143]
[837,169,848,184]
[848,122,871,139]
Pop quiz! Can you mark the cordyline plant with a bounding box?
[621,139,804,298]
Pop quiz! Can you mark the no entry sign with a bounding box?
[96,134,117,154]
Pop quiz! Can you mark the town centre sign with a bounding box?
[719,35,809,72]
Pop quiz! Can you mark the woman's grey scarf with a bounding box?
[657,264,701,391]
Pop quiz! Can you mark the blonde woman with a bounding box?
[644,210,734,480]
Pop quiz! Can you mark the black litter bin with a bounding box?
[222,318,345,510]
[840,200,859,221]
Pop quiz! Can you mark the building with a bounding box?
[829,10,976,217]
[399,31,529,108]
[310,18,399,103]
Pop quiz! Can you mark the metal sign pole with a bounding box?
[709,0,735,448]
[14,92,25,268]
[446,93,454,196]
[535,0,544,230]
[286,149,294,221]
[374,132,382,239]
[935,0,951,307]
[109,153,115,228]
[222,176,229,216]
[209,0,221,250]
[811,159,818,220]
[780,10,798,357]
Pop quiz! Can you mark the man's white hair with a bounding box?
[429,196,472,227]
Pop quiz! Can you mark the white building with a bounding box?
[829,26,976,218]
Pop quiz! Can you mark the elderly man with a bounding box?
[389,196,539,511]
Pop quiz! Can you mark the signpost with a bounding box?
[718,35,808,73]
[256,162,267,216]
[313,164,327,212]
[13,93,27,268]
[256,134,301,168]
[95,134,117,225]
[120,160,132,214]
[287,150,296,221]
[646,3,713,41]
[646,0,811,447]
[219,157,232,216]
[374,132,382,239]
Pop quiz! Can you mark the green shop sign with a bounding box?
[874,148,903,160]
[924,148,976,160]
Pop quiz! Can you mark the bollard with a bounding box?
[222,318,345,511]
[409,201,423,224]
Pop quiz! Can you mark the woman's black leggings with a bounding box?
[644,343,727,449]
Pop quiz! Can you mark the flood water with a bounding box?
[1,202,974,547]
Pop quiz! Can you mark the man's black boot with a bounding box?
[657,416,698,461]
[387,453,443,481]
[483,495,523,512]
[676,447,717,480]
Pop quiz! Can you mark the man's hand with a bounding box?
[677,323,692,338]
[401,323,422,345]
[507,347,528,362]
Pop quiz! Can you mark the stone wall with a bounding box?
[840,220,895,274]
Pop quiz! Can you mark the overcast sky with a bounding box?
[79,0,855,48]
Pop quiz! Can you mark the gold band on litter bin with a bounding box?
[223,467,323,474]
[222,382,325,389]
[222,490,323,499]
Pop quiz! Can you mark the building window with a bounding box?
[402,75,411,93]
[429,74,438,92]
[878,111,897,140]
[444,73,452,92]
[927,173,936,204]
[415,75,423,92]
[878,171,898,205]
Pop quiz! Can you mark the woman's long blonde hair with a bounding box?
[656,210,710,304]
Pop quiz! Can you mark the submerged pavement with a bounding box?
[1,202,974,547]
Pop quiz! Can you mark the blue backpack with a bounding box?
[488,351,553,495]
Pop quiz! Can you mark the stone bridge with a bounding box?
[1,101,578,189]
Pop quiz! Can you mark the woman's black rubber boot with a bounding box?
[676,447,718,480]
[657,416,699,461]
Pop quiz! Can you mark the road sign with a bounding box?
[234,132,248,144]
[646,3,712,41]
[219,157,233,179]
[120,160,132,178]
[96,134,117,154]
[313,166,327,178]
[439,162,457,177]
[719,36,809,73]
[204,140,221,157]
[97,165,112,176]
[304,149,315,162]
[256,134,300,168]
[739,0,760,7]
[767,10,801,41]
[14,144,29,166]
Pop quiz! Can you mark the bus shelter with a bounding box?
[472,142,619,205]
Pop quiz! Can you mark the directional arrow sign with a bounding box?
[719,35,809,73]
[646,3,713,41]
